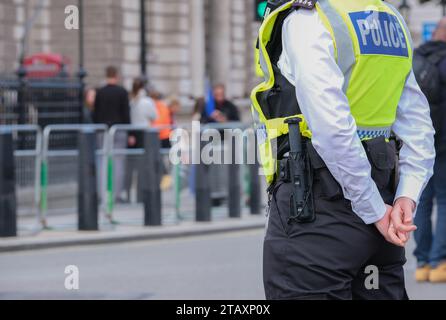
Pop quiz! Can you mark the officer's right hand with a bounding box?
[375,205,407,247]
[391,197,417,234]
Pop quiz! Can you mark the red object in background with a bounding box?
[23,53,71,78]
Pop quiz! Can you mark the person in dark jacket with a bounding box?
[93,66,130,202]
[414,18,446,283]
[202,84,240,123]
[93,66,130,127]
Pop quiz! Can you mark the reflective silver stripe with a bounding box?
[251,105,261,123]
[318,0,356,93]
[383,2,414,55]
[259,46,270,81]
[357,126,392,140]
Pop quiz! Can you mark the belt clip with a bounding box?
[279,159,291,182]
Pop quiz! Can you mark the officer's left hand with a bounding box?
[391,197,417,235]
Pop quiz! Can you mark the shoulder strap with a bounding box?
[266,7,297,67]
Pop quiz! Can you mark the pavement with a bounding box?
[7,174,268,252]
[2,206,266,252]
[1,191,445,300]
[9,159,268,253]
[1,229,445,300]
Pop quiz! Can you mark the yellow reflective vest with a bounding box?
[251,0,413,185]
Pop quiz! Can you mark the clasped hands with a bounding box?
[375,197,417,247]
[210,110,228,123]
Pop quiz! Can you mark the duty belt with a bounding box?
[276,135,400,208]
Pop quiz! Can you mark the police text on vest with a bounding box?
[350,11,409,57]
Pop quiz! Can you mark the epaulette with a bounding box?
[292,0,318,10]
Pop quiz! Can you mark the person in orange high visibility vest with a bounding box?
[149,90,174,191]
[150,91,173,149]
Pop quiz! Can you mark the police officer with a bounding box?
[252,0,436,300]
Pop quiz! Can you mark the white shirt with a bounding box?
[130,90,158,127]
[277,9,436,224]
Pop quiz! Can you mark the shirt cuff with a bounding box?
[351,188,387,225]
[395,175,426,206]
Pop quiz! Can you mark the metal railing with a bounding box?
[0,75,83,127]
[105,124,182,224]
[0,125,42,225]
[40,124,108,228]
[105,125,151,221]
[0,122,264,235]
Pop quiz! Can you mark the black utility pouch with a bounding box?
[363,137,396,191]
[390,139,400,195]
[306,142,343,200]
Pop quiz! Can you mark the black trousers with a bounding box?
[264,140,408,300]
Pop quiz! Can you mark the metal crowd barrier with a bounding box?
[195,122,251,221]
[1,122,263,237]
[105,124,183,225]
[104,122,260,225]
[40,124,108,228]
[105,125,151,221]
[10,125,42,218]
[0,125,42,235]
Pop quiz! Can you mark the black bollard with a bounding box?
[78,129,99,231]
[0,129,17,237]
[228,139,241,218]
[141,130,162,226]
[249,135,261,215]
[195,140,211,222]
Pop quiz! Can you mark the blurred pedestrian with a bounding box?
[93,66,130,203]
[125,78,158,202]
[413,18,446,283]
[150,90,173,149]
[83,87,96,123]
[200,84,240,207]
[85,87,96,111]
[129,78,158,148]
[192,97,205,122]
[202,84,240,124]
[168,96,181,126]
[150,90,174,190]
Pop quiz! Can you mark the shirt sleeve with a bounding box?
[392,71,436,207]
[278,9,387,225]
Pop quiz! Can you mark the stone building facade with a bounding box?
[0,0,259,111]
[388,0,445,42]
[0,0,445,111]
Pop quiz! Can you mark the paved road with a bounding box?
[0,230,445,300]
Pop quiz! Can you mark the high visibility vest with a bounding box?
[153,100,173,141]
[251,0,413,185]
